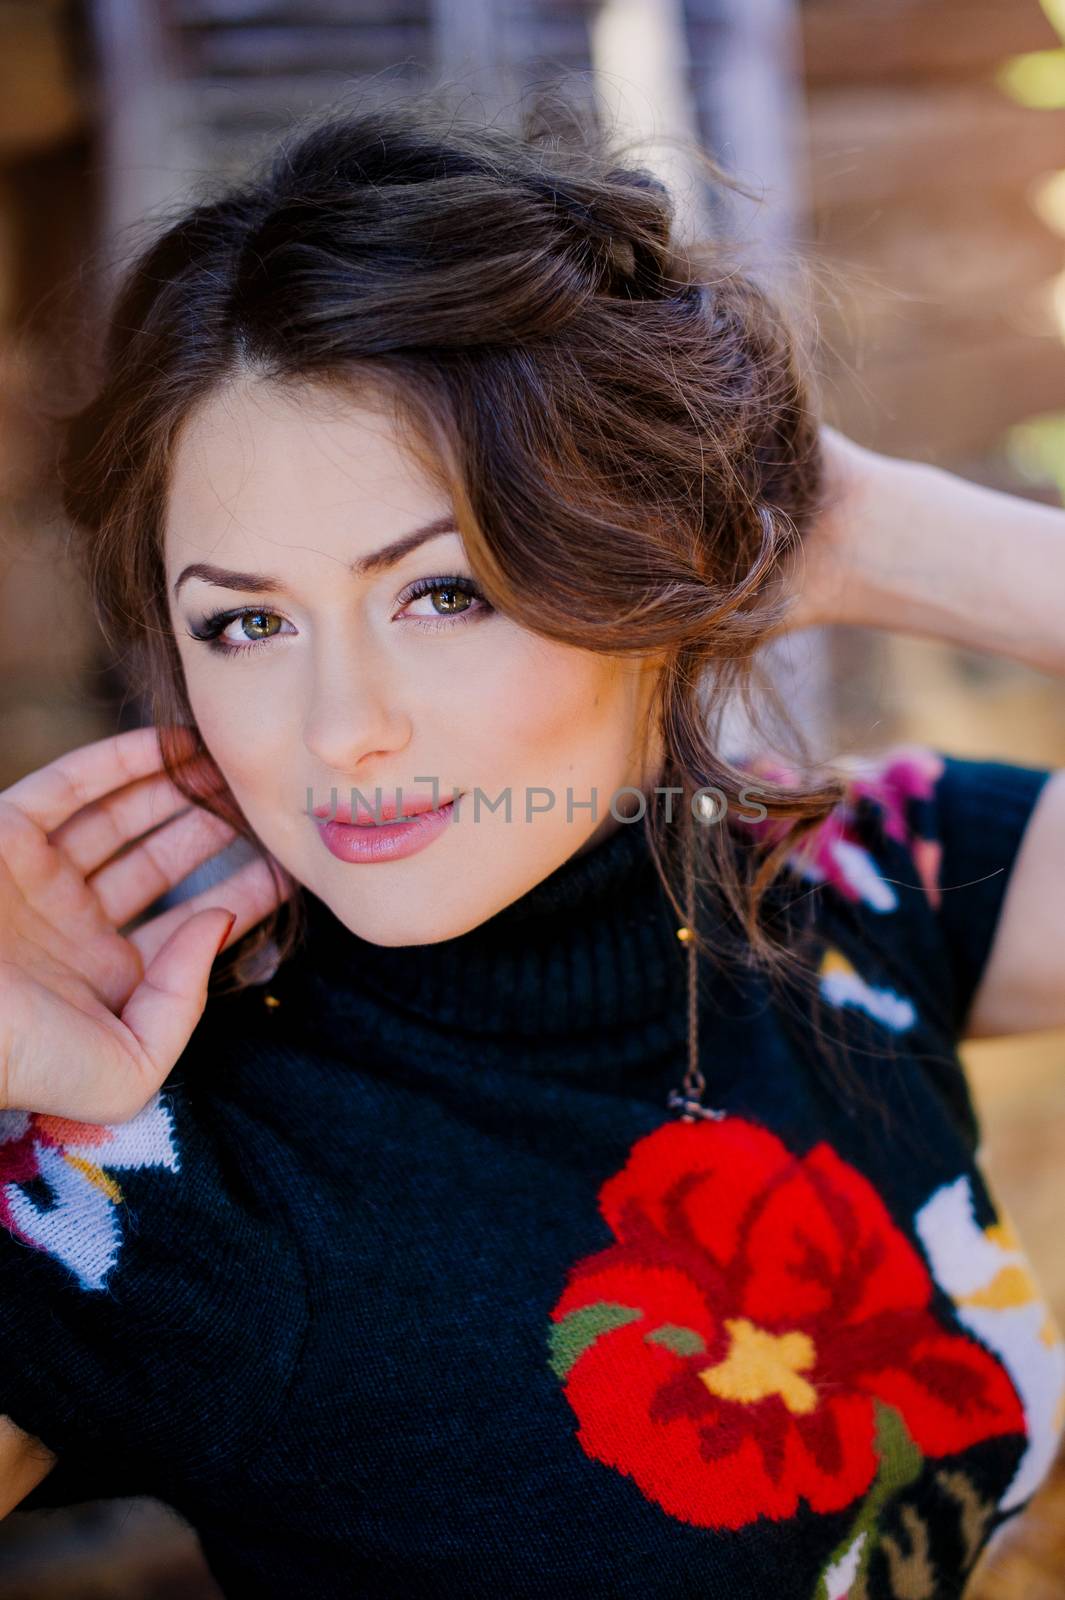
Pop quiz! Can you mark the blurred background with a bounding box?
[0,0,1063,1594]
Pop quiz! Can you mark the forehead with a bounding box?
[164,376,447,567]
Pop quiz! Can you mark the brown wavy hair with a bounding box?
[53,85,874,1093]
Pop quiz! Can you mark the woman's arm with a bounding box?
[962,768,1065,1038]
[779,427,1065,1040]
[780,426,1065,677]
[0,1414,56,1517]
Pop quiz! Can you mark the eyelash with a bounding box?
[184,575,492,658]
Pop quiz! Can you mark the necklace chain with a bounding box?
[667,808,726,1124]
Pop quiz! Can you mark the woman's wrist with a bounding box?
[819,445,955,634]
[783,427,1065,678]
[770,427,898,637]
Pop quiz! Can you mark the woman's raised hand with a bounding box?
[769,423,884,636]
[0,724,294,1122]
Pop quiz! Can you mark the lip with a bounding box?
[314,797,459,863]
[311,794,447,826]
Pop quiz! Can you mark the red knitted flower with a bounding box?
[547,1117,1024,1530]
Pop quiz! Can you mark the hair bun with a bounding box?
[530,166,673,297]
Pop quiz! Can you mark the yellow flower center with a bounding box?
[699,1316,818,1415]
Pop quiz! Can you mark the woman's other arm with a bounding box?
[960,767,1065,1037]
[778,429,1065,1040]
[0,1414,56,1516]
[779,426,1065,675]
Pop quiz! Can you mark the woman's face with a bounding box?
[165,377,665,946]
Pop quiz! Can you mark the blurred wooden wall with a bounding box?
[0,0,114,791]
[799,5,1065,1592]
[800,0,1065,474]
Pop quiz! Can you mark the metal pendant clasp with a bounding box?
[666,1087,727,1123]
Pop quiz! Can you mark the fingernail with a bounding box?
[215,911,237,956]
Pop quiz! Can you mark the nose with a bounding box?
[301,628,411,776]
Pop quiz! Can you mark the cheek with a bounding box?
[179,652,292,801]
[470,638,627,771]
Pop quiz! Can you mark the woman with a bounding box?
[1,92,1063,1598]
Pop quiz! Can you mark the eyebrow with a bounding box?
[172,514,459,598]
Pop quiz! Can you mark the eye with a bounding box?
[185,608,295,657]
[397,575,492,632]
[184,574,493,658]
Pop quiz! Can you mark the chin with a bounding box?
[309,881,497,949]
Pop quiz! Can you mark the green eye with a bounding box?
[241,611,283,640]
[399,574,492,631]
[429,585,472,614]
[186,606,295,656]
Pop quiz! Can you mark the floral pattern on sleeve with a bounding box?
[732,743,945,915]
[817,944,917,1033]
[0,1093,180,1291]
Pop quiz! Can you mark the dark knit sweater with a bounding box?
[3,744,1062,1600]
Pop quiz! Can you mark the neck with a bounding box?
[288,810,697,1056]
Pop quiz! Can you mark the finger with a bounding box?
[15,909,238,1122]
[1,724,199,836]
[88,805,239,929]
[126,854,296,970]
[116,908,240,1107]
[48,764,222,878]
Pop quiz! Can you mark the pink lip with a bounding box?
[314,797,459,863]
[311,794,448,826]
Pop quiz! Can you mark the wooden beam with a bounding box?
[801,0,1060,87]
[820,327,1065,462]
[804,87,1065,208]
[0,0,85,158]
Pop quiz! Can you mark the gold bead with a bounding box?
[676,926,693,943]
[263,993,281,1009]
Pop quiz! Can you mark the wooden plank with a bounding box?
[802,86,1065,205]
[176,23,429,75]
[805,190,1065,328]
[812,288,1058,379]
[819,327,1065,461]
[178,68,427,133]
[811,301,996,377]
[0,1,85,156]
[171,0,424,20]
[170,2,595,60]
[800,0,1059,86]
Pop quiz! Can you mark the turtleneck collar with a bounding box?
[287,816,701,1041]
